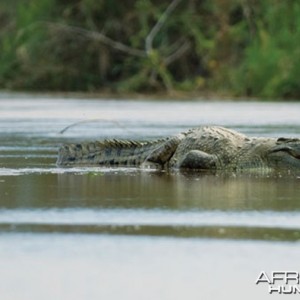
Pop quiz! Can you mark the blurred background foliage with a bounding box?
[0,0,300,99]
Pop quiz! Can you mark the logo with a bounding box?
[256,271,300,294]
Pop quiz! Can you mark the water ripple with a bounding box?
[0,208,299,229]
[0,209,299,241]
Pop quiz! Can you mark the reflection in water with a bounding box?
[0,171,300,241]
[1,171,299,211]
[56,171,300,211]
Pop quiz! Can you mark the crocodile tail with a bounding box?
[57,141,99,166]
[56,139,161,166]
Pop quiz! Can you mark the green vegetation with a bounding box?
[1,0,300,99]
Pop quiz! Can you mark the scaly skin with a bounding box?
[57,126,300,172]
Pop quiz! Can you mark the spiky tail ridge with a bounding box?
[56,139,166,167]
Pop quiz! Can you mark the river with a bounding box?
[0,93,300,299]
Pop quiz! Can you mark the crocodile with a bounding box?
[57,126,300,172]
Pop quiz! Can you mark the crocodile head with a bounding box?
[267,137,300,171]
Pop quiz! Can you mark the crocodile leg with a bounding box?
[142,136,183,168]
[178,150,217,170]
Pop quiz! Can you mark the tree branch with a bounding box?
[44,22,147,58]
[59,118,137,135]
[145,0,183,54]
[164,40,191,66]
[40,0,187,92]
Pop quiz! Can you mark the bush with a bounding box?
[232,1,300,98]
[1,0,300,99]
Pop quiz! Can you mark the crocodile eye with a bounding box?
[277,137,299,143]
[277,138,289,142]
[271,146,293,155]
[272,146,300,159]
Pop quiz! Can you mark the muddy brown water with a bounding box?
[0,93,300,300]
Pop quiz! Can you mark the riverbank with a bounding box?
[1,89,299,103]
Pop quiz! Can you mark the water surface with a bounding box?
[0,93,300,299]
